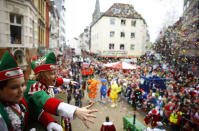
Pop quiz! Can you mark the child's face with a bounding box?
[43,70,57,86]
[0,77,25,104]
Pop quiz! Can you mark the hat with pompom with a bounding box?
[31,52,57,74]
[152,109,157,114]
[0,52,24,81]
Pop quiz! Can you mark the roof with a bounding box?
[104,3,143,19]
[91,3,146,28]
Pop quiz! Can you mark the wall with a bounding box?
[91,16,148,57]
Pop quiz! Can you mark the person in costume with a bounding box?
[168,105,182,131]
[144,107,162,128]
[24,52,98,129]
[100,116,116,131]
[87,79,99,103]
[66,84,72,104]
[73,83,82,107]
[100,78,107,104]
[81,78,87,98]
[0,52,61,131]
[110,80,120,107]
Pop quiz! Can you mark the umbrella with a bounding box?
[103,61,119,67]
[103,61,136,70]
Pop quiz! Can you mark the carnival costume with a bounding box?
[100,78,107,103]
[24,52,77,130]
[110,81,120,107]
[0,52,55,131]
[100,121,116,131]
[87,79,99,101]
[144,107,162,128]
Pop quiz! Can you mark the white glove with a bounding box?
[157,121,163,126]
[70,81,78,86]
[63,78,78,86]
[29,128,36,131]
[57,102,77,119]
[47,122,63,131]
[63,78,71,84]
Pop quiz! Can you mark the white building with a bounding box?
[49,1,59,50]
[79,26,90,52]
[69,37,81,55]
[90,3,150,57]
[54,0,66,51]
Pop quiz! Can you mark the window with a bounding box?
[110,18,115,25]
[109,43,114,50]
[32,20,34,46]
[120,44,124,50]
[38,0,45,16]
[131,20,136,26]
[124,9,130,14]
[130,44,135,50]
[131,33,135,38]
[114,8,121,14]
[84,28,88,32]
[110,31,115,37]
[10,14,22,44]
[38,19,45,46]
[120,32,125,37]
[121,19,126,25]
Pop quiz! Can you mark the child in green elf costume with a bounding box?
[0,52,61,131]
[24,52,97,130]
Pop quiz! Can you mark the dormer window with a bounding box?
[124,9,130,14]
[114,8,121,14]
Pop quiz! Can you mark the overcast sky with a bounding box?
[65,0,184,43]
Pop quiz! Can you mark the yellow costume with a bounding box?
[110,81,120,107]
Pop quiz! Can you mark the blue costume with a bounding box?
[100,85,107,98]
[100,78,107,98]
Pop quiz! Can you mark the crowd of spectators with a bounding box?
[99,50,199,130]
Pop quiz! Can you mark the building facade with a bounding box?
[36,0,48,55]
[0,0,39,68]
[69,37,81,56]
[181,0,198,56]
[79,26,90,52]
[90,3,149,57]
[49,0,60,50]
[54,0,66,51]
[0,0,50,81]
[153,0,198,69]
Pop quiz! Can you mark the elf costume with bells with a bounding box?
[0,52,55,131]
[24,52,77,130]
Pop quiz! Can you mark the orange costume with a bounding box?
[88,79,99,99]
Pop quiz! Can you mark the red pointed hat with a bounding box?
[31,52,57,74]
[0,52,24,81]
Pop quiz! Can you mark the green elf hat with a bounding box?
[31,52,57,74]
[0,52,24,82]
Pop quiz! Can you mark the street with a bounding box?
[55,81,147,131]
